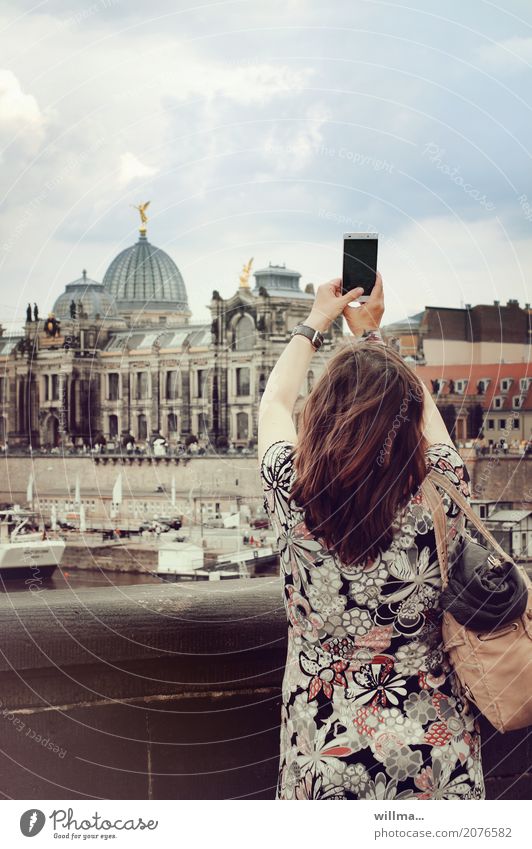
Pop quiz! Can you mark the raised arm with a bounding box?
[419,381,455,449]
[257,279,363,464]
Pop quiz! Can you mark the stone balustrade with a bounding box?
[0,579,530,799]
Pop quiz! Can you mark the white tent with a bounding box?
[111,473,122,519]
[223,512,240,529]
[26,473,34,506]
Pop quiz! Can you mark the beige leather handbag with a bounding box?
[422,469,532,733]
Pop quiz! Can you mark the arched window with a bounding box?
[138,414,148,441]
[109,415,118,438]
[136,372,148,400]
[166,371,178,400]
[234,314,254,351]
[198,412,209,437]
[45,415,59,447]
[307,370,314,394]
[108,373,120,401]
[167,413,178,435]
[236,367,250,396]
[236,411,249,441]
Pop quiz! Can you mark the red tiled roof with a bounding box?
[412,362,531,411]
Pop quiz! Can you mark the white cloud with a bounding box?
[375,214,532,323]
[261,104,330,173]
[0,68,43,129]
[158,59,310,105]
[0,1,531,332]
[475,37,532,74]
[118,151,158,186]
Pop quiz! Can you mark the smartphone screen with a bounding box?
[342,233,378,296]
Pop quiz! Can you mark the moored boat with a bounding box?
[0,510,65,579]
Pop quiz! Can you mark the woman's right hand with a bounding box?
[342,271,385,336]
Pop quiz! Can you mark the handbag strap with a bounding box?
[421,475,450,589]
[424,468,532,590]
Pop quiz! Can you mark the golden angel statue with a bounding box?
[239,257,254,288]
[132,201,151,232]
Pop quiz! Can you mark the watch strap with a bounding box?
[290,324,324,350]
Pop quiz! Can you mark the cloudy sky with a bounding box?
[1,0,531,331]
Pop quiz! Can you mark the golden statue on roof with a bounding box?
[132,201,151,234]
[239,257,254,288]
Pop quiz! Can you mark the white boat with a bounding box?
[0,510,65,579]
[157,542,205,581]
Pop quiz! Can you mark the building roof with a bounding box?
[382,311,424,334]
[252,263,312,299]
[421,301,530,343]
[412,363,532,411]
[102,233,189,314]
[485,510,532,524]
[0,335,21,356]
[103,323,211,352]
[52,271,123,322]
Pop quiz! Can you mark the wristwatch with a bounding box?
[290,324,324,351]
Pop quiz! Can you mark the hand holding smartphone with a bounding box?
[342,233,378,302]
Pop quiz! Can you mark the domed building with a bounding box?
[52,270,125,325]
[3,206,344,452]
[252,263,313,300]
[102,232,190,326]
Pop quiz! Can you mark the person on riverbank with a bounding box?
[258,274,484,800]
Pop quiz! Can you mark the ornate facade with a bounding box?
[0,219,343,451]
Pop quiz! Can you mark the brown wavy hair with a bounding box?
[291,340,428,567]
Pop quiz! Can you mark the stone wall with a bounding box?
[0,581,529,800]
[470,454,531,504]
[2,453,530,508]
[0,454,260,503]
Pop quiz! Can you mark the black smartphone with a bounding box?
[342,233,378,302]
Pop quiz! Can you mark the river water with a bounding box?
[0,568,163,593]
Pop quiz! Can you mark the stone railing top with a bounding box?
[0,578,285,675]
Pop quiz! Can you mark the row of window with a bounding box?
[106,367,265,401]
[39,499,97,512]
[107,409,252,442]
[433,377,530,395]
[485,417,520,430]
[0,367,314,409]
[493,395,523,410]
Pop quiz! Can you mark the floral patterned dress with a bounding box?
[260,440,485,800]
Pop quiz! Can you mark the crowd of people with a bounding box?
[464,436,532,456]
[0,437,255,457]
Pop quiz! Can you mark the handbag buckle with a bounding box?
[477,621,519,641]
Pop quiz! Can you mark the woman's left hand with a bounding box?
[306,278,364,333]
